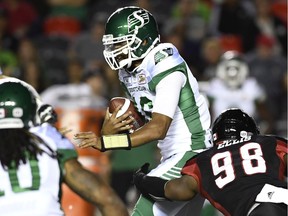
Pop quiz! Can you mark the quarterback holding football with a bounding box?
[74,6,212,216]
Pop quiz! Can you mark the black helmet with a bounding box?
[212,108,259,143]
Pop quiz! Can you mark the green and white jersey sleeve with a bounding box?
[30,123,78,170]
[119,43,212,160]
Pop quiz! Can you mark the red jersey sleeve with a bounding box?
[276,138,288,163]
[275,137,287,178]
[181,158,202,192]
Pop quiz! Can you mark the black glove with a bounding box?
[133,163,151,199]
[38,104,58,124]
[133,163,150,185]
[133,163,168,201]
[135,163,150,176]
[133,163,150,187]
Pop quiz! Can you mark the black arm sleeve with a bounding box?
[134,172,169,201]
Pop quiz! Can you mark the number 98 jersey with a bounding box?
[182,135,287,216]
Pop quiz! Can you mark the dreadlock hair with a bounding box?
[0,128,54,170]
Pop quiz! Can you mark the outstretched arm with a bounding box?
[165,175,199,201]
[133,164,199,201]
[63,159,129,216]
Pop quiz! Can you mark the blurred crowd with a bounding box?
[0,0,287,132]
[0,0,287,214]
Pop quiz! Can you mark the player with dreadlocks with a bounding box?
[0,81,128,216]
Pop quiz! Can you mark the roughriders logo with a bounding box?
[127,9,149,33]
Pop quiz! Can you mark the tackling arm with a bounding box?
[133,163,199,201]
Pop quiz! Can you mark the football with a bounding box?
[108,97,146,133]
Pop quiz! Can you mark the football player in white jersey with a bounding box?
[0,68,58,126]
[0,81,129,216]
[204,51,274,133]
[74,6,212,216]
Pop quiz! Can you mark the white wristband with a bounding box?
[101,134,131,151]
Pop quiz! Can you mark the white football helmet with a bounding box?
[216,51,249,89]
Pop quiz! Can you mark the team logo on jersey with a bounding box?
[123,74,147,86]
[267,191,274,199]
[154,48,173,64]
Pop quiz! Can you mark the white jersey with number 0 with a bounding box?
[0,123,77,216]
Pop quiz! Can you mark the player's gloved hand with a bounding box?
[38,104,58,124]
[133,163,151,198]
[133,163,168,201]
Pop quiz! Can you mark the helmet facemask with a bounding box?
[216,51,249,89]
[216,59,248,89]
[103,32,143,70]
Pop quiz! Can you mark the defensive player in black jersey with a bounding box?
[133,108,288,216]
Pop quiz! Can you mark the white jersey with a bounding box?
[119,43,211,159]
[205,77,266,121]
[0,123,77,216]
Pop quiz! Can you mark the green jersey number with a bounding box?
[138,96,153,119]
[0,157,41,196]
